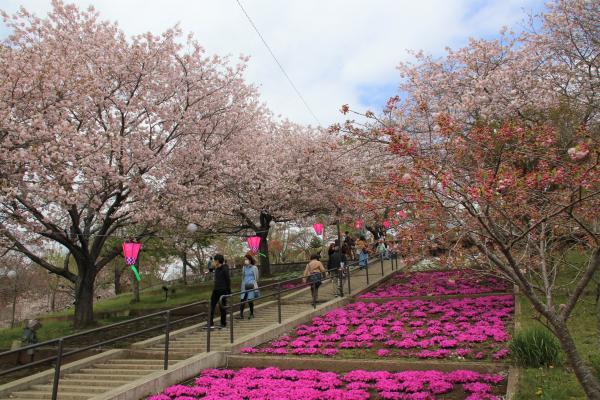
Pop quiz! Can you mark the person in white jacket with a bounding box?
[236,254,260,319]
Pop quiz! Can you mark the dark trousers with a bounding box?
[209,289,228,327]
[240,292,254,316]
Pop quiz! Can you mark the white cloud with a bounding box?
[0,0,545,127]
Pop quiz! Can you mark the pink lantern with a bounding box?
[247,236,261,253]
[355,219,363,229]
[122,242,142,265]
[383,220,391,229]
[313,223,324,236]
[397,210,407,219]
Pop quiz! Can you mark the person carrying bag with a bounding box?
[237,254,260,319]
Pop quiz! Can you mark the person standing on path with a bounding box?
[236,254,259,320]
[344,231,355,261]
[304,254,326,307]
[206,253,231,329]
[327,240,347,297]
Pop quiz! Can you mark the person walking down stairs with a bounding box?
[304,254,326,307]
[206,253,231,330]
[236,254,259,320]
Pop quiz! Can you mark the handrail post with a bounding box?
[366,260,369,285]
[163,310,170,370]
[229,304,234,344]
[339,265,344,297]
[347,264,352,295]
[51,339,63,400]
[277,282,282,324]
[380,254,384,276]
[206,307,212,352]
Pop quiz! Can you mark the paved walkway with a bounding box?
[3,260,396,400]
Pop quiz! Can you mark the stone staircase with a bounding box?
[2,260,395,400]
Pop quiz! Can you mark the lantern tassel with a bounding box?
[130,265,141,282]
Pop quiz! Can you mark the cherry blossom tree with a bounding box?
[337,1,600,397]
[0,1,265,327]
[204,120,340,275]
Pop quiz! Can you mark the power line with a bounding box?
[234,0,322,127]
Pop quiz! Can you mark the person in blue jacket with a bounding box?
[236,254,260,319]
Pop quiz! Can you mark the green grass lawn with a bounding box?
[0,270,301,349]
[514,251,599,399]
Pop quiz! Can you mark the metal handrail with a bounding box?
[220,260,359,310]
[0,298,211,400]
[216,255,392,345]
[0,298,208,360]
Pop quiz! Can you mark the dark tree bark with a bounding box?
[114,264,123,295]
[258,212,272,276]
[551,316,600,399]
[73,266,97,328]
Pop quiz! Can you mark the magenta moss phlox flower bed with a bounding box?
[147,367,506,399]
[359,270,509,298]
[242,296,513,361]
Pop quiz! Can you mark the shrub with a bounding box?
[509,327,562,368]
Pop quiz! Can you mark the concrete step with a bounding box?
[8,390,91,400]
[106,359,167,365]
[31,384,111,394]
[78,368,150,376]
[58,378,132,386]
[92,363,162,370]
[64,373,147,381]
[128,350,195,359]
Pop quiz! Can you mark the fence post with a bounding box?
[51,339,63,400]
[380,254,384,276]
[229,304,234,344]
[366,260,370,285]
[163,310,170,370]
[347,264,352,295]
[206,307,212,352]
[277,282,282,324]
[338,265,344,297]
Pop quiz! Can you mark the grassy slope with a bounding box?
[515,252,599,399]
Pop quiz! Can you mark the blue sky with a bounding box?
[0,0,547,127]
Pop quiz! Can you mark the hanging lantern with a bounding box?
[313,223,324,236]
[383,220,391,229]
[355,219,363,230]
[122,242,142,266]
[122,241,142,282]
[247,236,261,253]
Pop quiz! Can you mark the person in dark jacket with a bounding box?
[206,253,231,329]
[327,240,347,297]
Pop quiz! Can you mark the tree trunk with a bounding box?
[258,230,271,276]
[597,283,600,351]
[551,316,600,399]
[258,212,272,276]
[114,265,122,295]
[73,269,96,328]
[50,288,56,312]
[182,259,188,285]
